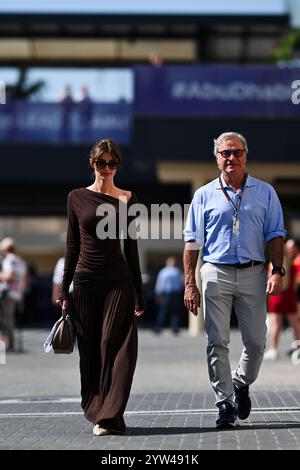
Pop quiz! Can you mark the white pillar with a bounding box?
[187,174,212,336]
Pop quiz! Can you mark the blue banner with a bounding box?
[0,102,132,144]
[134,66,300,116]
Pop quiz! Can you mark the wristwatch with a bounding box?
[271,266,286,276]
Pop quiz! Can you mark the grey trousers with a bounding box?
[200,262,267,406]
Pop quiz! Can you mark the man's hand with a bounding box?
[183,242,200,316]
[184,284,201,316]
[266,274,283,296]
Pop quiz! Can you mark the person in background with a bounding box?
[56,139,144,437]
[291,240,300,362]
[183,131,286,429]
[264,239,300,360]
[154,256,184,334]
[148,51,164,67]
[77,84,93,141]
[293,240,300,321]
[77,84,91,103]
[22,262,39,326]
[0,237,27,351]
[60,85,74,142]
[60,85,74,104]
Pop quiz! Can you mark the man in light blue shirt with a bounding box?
[183,131,286,430]
[154,256,184,334]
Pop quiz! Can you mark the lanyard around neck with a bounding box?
[218,173,248,217]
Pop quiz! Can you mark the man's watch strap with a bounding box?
[271,266,286,276]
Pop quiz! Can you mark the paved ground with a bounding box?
[0,326,299,450]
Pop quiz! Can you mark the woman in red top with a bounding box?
[265,239,300,360]
[293,247,300,317]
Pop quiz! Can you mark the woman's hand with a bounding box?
[134,309,144,318]
[56,299,69,311]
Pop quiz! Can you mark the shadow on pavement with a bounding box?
[126,422,300,435]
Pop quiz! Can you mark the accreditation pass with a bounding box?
[233,216,239,236]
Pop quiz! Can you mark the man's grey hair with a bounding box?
[213,132,248,157]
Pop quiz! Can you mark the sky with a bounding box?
[0,0,286,15]
[0,68,133,102]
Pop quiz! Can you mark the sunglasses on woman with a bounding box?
[95,159,119,170]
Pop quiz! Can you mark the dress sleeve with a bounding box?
[123,192,145,310]
[58,191,80,300]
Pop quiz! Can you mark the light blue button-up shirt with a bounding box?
[183,175,286,264]
[155,267,184,295]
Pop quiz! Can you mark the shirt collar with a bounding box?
[216,174,256,189]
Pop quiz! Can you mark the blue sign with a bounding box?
[0,102,132,144]
[134,66,300,116]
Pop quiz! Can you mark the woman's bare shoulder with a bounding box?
[115,188,132,202]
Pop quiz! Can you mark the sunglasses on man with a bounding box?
[217,149,246,158]
[95,159,119,170]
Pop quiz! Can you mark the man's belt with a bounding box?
[218,260,263,269]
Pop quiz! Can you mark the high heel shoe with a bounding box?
[92,424,110,436]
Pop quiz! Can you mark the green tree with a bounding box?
[272,29,300,62]
[10,67,45,100]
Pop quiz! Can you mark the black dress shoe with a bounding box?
[234,385,251,420]
[216,402,238,429]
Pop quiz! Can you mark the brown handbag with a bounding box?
[51,309,74,354]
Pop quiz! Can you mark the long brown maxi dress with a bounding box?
[59,188,144,432]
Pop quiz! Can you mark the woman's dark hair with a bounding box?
[89,139,122,169]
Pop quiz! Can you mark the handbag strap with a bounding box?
[62,307,68,318]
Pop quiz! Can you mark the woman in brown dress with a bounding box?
[56,139,144,436]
